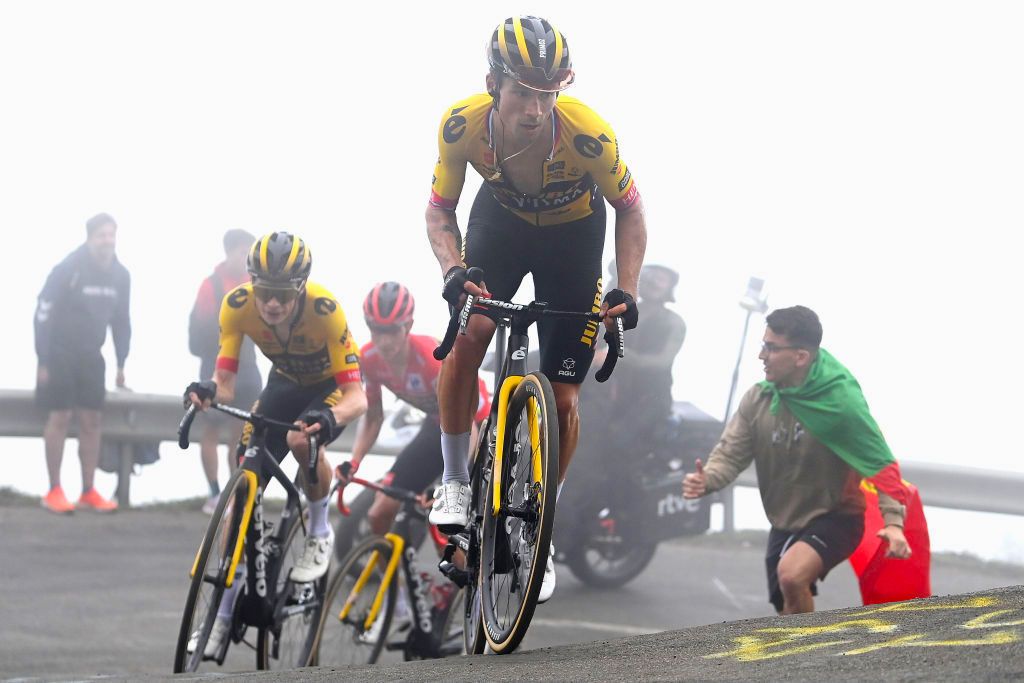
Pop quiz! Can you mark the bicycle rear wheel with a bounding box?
[312,535,397,666]
[480,373,558,653]
[173,469,252,673]
[256,510,324,670]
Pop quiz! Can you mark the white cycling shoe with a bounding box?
[429,481,471,531]
[187,616,230,659]
[290,527,334,583]
[537,543,556,604]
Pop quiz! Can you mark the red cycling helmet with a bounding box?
[364,282,415,327]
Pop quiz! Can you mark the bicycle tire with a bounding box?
[462,420,490,655]
[437,586,467,657]
[334,486,375,561]
[480,372,559,653]
[173,469,251,673]
[311,535,397,666]
[256,510,324,670]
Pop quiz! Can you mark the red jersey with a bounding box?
[361,334,490,422]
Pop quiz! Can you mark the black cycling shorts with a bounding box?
[387,418,443,495]
[239,370,346,463]
[36,350,105,412]
[765,510,865,613]
[464,185,606,385]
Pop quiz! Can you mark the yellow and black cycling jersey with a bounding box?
[215,281,361,387]
[429,93,640,227]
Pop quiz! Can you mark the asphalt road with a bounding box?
[2,492,1023,681]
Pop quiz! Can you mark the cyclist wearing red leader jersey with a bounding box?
[426,16,647,603]
[185,232,367,658]
[346,282,490,537]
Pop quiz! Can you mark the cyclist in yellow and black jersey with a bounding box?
[425,16,649,604]
[186,232,367,623]
[216,279,361,388]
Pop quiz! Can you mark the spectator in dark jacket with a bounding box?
[35,213,130,513]
[188,229,262,513]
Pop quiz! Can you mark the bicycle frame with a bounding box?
[448,297,622,517]
[181,403,317,625]
[333,473,449,654]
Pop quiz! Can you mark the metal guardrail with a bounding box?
[0,389,400,507]
[4,388,1024,519]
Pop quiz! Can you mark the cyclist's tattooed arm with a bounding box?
[612,197,648,298]
[426,205,465,276]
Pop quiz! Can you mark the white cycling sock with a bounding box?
[441,431,471,483]
[308,495,331,537]
[218,579,241,620]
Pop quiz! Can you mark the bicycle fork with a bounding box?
[338,533,405,631]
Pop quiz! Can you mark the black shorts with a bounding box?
[36,350,105,411]
[387,418,443,495]
[464,185,606,385]
[239,371,346,463]
[765,511,864,612]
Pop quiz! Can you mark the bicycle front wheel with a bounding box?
[462,420,491,655]
[173,469,252,673]
[256,510,324,670]
[312,535,397,666]
[480,372,559,654]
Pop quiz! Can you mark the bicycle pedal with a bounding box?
[290,580,315,604]
[438,560,469,588]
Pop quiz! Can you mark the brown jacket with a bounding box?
[704,384,905,531]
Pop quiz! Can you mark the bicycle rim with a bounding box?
[257,510,324,670]
[173,469,251,673]
[312,535,396,666]
[480,373,558,653]
[463,423,490,655]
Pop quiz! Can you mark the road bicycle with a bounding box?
[311,466,464,665]
[434,267,624,654]
[172,402,326,672]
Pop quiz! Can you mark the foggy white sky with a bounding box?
[2,1,1022,473]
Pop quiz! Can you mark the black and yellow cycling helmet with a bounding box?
[488,16,574,92]
[247,232,311,289]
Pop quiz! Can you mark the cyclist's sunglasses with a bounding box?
[506,66,575,92]
[252,284,302,304]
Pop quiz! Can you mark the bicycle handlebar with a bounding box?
[433,266,485,361]
[178,402,321,484]
[594,316,625,383]
[333,461,422,516]
[432,269,625,382]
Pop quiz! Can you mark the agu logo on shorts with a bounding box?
[558,358,576,377]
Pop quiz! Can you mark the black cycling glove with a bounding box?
[442,265,470,308]
[300,407,338,440]
[603,289,639,331]
[184,380,217,407]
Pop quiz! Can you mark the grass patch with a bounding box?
[0,486,38,507]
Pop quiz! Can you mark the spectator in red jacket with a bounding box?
[187,229,262,513]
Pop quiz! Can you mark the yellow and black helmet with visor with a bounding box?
[488,16,574,93]
[247,232,311,302]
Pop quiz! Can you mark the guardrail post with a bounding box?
[721,484,735,533]
[116,441,133,508]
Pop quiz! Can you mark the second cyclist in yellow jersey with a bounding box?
[186,232,368,620]
[216,279,361,387]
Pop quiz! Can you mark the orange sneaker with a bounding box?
[42,486,75,514]
[77,487,118,512]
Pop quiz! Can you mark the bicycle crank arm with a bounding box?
[503,504,539,524]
